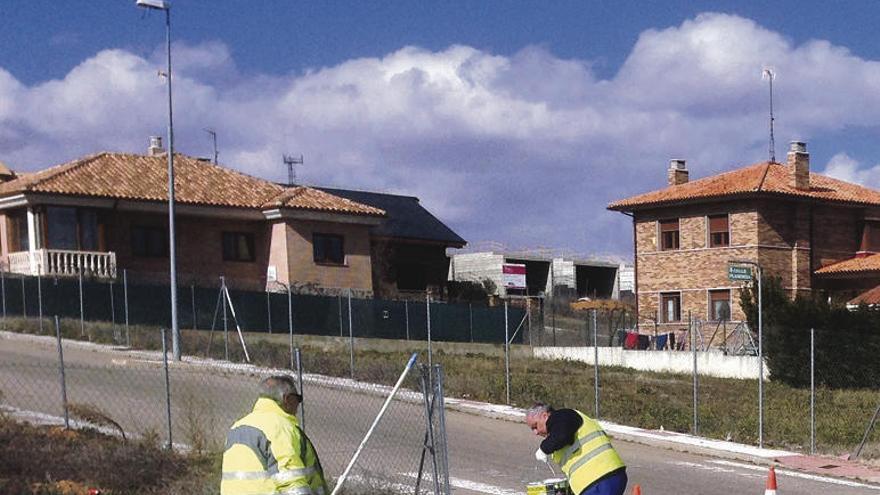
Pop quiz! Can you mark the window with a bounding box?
[861,220,880,252]
[7,210,28,252]
[709,214,730,248]
[313,233,345,265]
[46,206,77,250]
[222,232,255,262]
[131,225,167,258]
[659,219,680,250]
[660,292,681,323]
[709,289,731,321]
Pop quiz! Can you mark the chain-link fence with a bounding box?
[0,321,451,494]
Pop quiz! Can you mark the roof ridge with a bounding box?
[755,162,772,191]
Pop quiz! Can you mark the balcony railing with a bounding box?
[6,249,117,279]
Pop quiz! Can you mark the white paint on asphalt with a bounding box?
[709,460,880,491]
[401,472,520,495]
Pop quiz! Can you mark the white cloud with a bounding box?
[821,153,880,189]
[3,13,880,255]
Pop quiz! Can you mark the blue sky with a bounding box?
[3,1,880,260]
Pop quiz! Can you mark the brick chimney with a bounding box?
[148,136,165,156]
[787,141,809,190]
[667,159,688,186]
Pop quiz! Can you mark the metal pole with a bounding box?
[266,289,272,334]
[160,5,182,362]
[757,267,764,448]
[78,270,84,336]
[593,309,599,418]
[550,262,556,346]
[435,364,451,495]
[123,269,130,347]
[338,295,343,337]
[288,285,294,369]
[191,282,196,330]
[109,281,116,336]
[419,367,442,495]
[504,300,510,405]
[37,273,43,333]
[54,315,69,429]
[348,288,354,380]
[331,353,419,495]
[295,347,305,431]
[469,302,473,343]
[426,292,433,371]
[221,277,229,361]
[810,327,816,454]
[161,326,173,449]
[692,311,698,435]
[405,299,410,340]
[21,275,26,320]
[1,268,6,329]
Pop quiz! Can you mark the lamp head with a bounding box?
[136,0,169,10]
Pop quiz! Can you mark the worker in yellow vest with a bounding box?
[221,375,327,495]
[526,403,627,495]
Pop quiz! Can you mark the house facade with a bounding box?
[609,141,880,333]
[0,140,463,297]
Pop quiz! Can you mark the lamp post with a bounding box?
[137,0,180,361]
[729,259,763,448]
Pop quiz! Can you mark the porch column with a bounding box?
[26,207,37,275]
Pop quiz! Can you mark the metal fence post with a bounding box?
[109,280,116,342]
[435,364,451,495]
[37,273,43,333]
[426,292,433,371]
[288,285,294,369]
[1,268,5,329]
[405,299,410,341]
[338,295,343,337]
[810,327,816,454]
[191,281,197,330]
[21,275,26,320]
[123,269,130,347]
[295,347,305,431]
[348,288,354,380]
[593,309,599,419]
[757,267,764,449]
[161,326,173,449]
[504,300,510,405]
[418,366,442,495]
[691,311,698,435]
[266,288,273,334]
[469,302,473,343]
[78,269,84,336]
[54,315,69,429]
[221,276,229,361]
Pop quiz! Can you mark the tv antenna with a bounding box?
[762,68,776,162]
[283,154,304,186]
[204,128,218,164]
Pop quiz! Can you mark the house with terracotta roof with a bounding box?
[608,141,880,335]
[0,138,464,296]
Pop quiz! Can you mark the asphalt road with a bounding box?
[1,333,877,494]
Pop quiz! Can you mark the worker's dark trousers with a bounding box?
[579,468,627,495]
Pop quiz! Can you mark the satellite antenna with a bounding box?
[204,128,218,164]
[283,154,304,186]
[762,68,776,163]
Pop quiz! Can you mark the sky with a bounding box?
[3,1,880,261]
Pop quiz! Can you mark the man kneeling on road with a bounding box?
[221,375,327,495]
[526,403,627,495]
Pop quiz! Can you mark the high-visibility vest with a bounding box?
[549,410,625,494]
[221,398,327,495]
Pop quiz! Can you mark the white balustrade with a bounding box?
[5,249,117,279]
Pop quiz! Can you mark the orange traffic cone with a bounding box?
[765,466,777,495]
[631,484,642,495]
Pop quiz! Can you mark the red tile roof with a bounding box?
[814,253,880,275]
[848,285,880,306]
[0,152,384,216]
[608,162,880,211]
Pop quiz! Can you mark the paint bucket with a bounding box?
[526,478,571,495]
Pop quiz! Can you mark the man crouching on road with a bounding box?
[221,375,327,495]
[526,403,627,495]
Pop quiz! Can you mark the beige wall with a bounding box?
[284,220,373,293]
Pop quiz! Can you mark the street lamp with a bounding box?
[137,0,181,361]
[729,259,763,448]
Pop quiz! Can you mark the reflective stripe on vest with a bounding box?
[222,471,270,481]
[278,487,315,495]
[567,443,614,478]
[551,410,625,494]
[225,424,279,475]
[558,430,607,466]
[273,467,316,483]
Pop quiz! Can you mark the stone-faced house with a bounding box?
[608,141,880,332]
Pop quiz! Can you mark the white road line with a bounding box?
[401,472,520,495]
[709,460,880,491]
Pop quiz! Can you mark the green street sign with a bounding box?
[728,265,753,281]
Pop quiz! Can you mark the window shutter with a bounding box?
[660,219,679,232]
[709,215,728,232]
